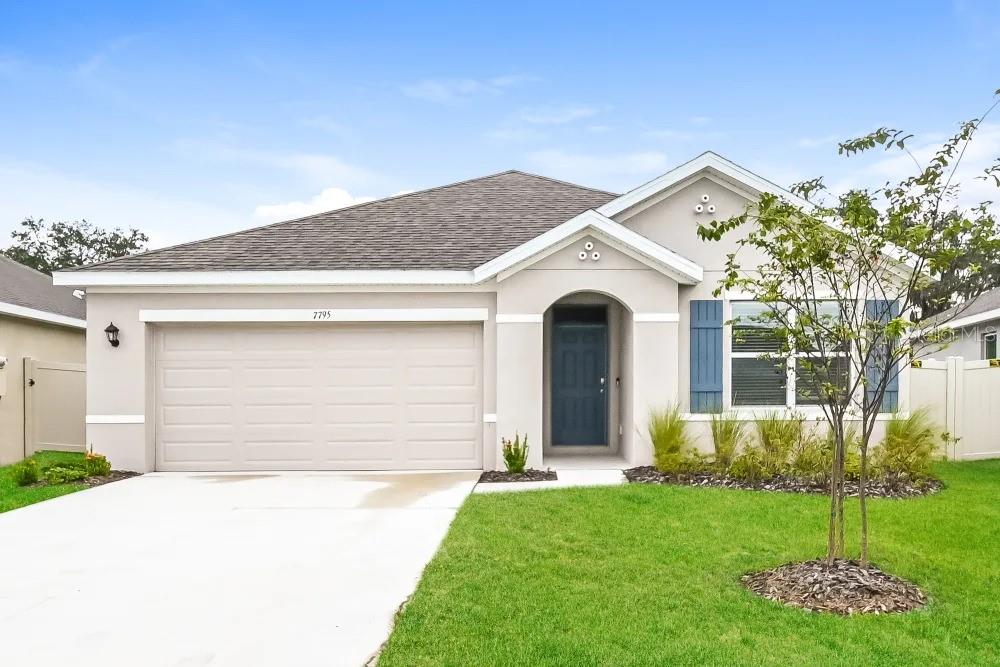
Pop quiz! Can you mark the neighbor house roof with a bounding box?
[0,256,86,328]
[931,286,1000,330]
[65,171,617,273]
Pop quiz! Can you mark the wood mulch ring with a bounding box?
[742,558,928,615]
[478,469,557,483]
[623,466,943,499]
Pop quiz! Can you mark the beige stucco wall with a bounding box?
[84,288,497,471]
[495,235,679,468]
[0,314,85,464]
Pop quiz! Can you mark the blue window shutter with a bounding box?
[690,300,723,412]
[865,300,900,412]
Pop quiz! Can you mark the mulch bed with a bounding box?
[79,470,141,487]
[623,466,942,499]
[28,470,141,489]
[742,558,927,615]
[478,469,557,483]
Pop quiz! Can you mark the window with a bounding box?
[731,302,786,406]
[730,300,851,408]
[984,331,997,360]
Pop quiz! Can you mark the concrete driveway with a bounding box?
[0,471,478,666]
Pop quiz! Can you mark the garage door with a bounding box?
[153,323,483,471]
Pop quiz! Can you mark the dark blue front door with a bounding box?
[552,322,608,445]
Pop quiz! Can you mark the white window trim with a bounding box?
[727,300,855,412]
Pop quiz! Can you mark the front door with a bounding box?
[552,308,608,446]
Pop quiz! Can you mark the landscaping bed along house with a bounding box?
[625,406,948,615]
[477,433,558,484]
[1,450,138,513]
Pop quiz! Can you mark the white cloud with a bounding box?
[520,106,601,125]
[169,139,374,189]
[796,134,840,149]
[0,159,247,250]
[824,122,1000,212]
[254,188,415,223]
[400,74,534,103]
[526,149,669,189]
[484,127,546,144]
[299,116,352,140]
[254,187,376,222]
[689,116,712,126]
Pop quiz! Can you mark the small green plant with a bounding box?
[728,446,771,482]
[501,433,529,474]
[42,465,89,485]
[873,409,941,479]
[84,451,112,477]
[709,412,745,470]
[648,405,694,474]
[755,412,802,470]
[11,458,40,486]
[790,429,831,482]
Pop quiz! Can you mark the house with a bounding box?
[54,152,906,473]
[925,286,1000,361]
[0,256,87,464]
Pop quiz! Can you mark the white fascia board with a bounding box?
[53,269,476,288]
[139,308,489,323]
[0,301,86,329]
[938,309,1000,331]
[474,209,703,284]
[597,151,814,218]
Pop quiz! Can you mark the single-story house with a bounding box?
[0,256,87,464]
[925,286,1000,361]
[54,152,906,473]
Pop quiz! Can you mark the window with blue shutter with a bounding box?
[865,299,900,412]
[690,300,723,412]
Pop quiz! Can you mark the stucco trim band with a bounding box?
[138,308,490,323]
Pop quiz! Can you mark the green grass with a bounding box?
[379,461,1000,666]
[0,451,87,513]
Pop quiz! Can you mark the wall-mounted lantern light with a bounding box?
[104,322,120,348]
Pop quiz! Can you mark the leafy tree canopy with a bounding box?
[3,217,149,275]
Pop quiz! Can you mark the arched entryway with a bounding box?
[543,291,633,462]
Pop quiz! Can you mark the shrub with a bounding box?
[42,465,89,485]
[755,412,802,470]
[709,412,745,470]
[501,433,529,473]
[790,429,831,482]
[874,409,941,479]
[728,446,771,482]
[11,459,40,486]
[648,405,694,474]
[84,451,112,477]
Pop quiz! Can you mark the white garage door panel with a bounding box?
[154,323,483,471]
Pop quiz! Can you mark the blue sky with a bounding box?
[1,1,998,248]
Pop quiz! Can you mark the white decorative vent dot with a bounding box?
[701,194,710,203]
[694,204,704,213]
[584,241,594,251]
[592,251,601,261]
[578,251,588,261]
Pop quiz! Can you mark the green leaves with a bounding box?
[3,217,148,274]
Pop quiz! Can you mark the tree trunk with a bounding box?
[859,424,872,566]
[836,430,846,559]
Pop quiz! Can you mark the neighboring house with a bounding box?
[0,256,86,464]
[924,286,1000,361]
[54,152,905,473]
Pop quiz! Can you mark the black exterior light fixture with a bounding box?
[104,322,120,348]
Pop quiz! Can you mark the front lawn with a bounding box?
[379,461,1000,666]
[0,451,88,513]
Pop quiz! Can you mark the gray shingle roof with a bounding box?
[931,285,1000,325]
[0,256,86,319]
[70,171,617,272]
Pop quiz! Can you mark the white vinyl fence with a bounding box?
[910,357,1000,460]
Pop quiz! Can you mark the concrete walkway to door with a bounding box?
[0,470,478,667]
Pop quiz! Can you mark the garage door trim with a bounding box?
[140,307,489,323]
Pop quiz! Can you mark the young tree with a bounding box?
[3,217,148,274]
[698,92,1000,566]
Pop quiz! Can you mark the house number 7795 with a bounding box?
[312,310,333,320]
